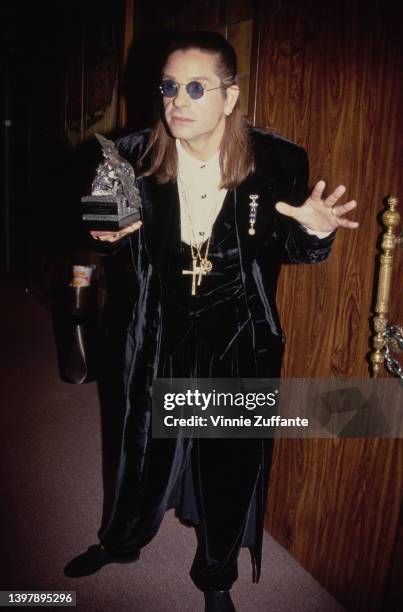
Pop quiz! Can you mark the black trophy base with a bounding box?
[82,212,140,232]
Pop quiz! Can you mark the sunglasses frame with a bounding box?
[159,79,225,100]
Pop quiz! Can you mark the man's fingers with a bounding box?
[90,230,110,237]
[120,220,143,235]
[310,180,326,202]
[275,201,300,218]
[91,220,142,242]
[97,234,118,243]
[335,218,359,229]
[332,200,357,216]
[324,184,346,208]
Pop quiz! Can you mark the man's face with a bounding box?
[162,48,237,146]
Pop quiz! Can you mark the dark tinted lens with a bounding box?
[160,80,178,97]
[186,81,204,99]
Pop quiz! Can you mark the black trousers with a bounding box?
[149,307,263,591]
[100,303,268,591]
[122,433,263,591]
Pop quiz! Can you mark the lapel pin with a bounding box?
[248,194,259,235]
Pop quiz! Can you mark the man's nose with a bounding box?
[172,84,190,108]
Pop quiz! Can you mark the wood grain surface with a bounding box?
[252,1,403,610]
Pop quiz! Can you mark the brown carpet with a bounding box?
[0,278,346,611]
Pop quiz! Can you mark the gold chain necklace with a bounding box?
[178,172,222,295]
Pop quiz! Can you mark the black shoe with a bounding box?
[64,544,140,578]
[203,590,236,612]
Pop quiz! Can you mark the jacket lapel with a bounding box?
[138,175,180,268]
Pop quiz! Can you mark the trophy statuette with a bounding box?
[81,133,142,231]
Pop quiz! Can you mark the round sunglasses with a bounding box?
[159,79,224,100]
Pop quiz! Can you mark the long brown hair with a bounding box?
[138,31,255,190]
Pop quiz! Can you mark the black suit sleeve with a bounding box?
[274,145,336,264]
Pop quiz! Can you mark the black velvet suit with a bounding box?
[91,127,336,590]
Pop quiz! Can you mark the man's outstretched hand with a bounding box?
[275,180,359,233]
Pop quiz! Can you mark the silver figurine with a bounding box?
[81,133,142,230]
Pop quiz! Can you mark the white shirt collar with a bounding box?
[176,139,220,173]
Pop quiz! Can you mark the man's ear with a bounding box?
[224,85,240,116]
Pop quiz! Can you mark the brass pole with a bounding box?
[370,197,400,377]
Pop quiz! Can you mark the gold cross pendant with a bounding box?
[182,258,207,295]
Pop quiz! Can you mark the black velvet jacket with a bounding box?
[91,127,336,582]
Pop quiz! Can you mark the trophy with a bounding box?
[81,133,142,231]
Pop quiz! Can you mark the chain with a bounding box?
[382,325,403,379]
[177,171,222,276]
[177,172,221,249]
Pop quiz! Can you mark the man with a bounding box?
[67,31,358,612]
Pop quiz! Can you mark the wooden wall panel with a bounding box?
[254,0,403,379]
[253,1,403,610]
[118,0,135,129]
[228,19,253,112]
[266,438,402,611]
[64,4,123,145]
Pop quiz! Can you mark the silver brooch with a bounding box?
[248,194,259,235]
